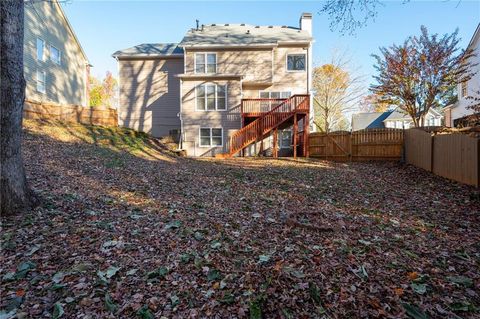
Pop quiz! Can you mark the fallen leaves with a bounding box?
[1,120,479,318]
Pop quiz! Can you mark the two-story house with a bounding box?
[24,0,90,107]
[113,13,313,157]
[444,23,480,127]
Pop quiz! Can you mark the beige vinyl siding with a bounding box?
[118,58,183,137]
[271,46,309,93]
[24,1,87,106]
[181,79,242,156]
[184,49,273,83]
[180,45,309,156]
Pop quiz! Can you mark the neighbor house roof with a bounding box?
[384,109,410,121]
[351,111,393,131]
[352,107,444,130]
[385,107,442,120]
[179,24,312,47]
[112,43,183,58]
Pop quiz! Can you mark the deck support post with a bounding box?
[304,112,309,158]
[293,113,298,159]
[273,128,278,158]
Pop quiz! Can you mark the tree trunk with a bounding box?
[1,0,34,215]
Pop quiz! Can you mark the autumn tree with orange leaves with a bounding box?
[313,52,364,133]
[371,26,475,127]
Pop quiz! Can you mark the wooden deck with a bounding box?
[219,95,310,158]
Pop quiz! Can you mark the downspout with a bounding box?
[307,41,313,132]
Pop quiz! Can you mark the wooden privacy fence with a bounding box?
[24,99,118,127]
[309,128,404,161]
[405,129,479,187]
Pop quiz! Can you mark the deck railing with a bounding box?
[241,98,288,114]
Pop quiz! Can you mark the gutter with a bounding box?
[179,43,278,49]
[112,54,185,60]
[176,74,244,80]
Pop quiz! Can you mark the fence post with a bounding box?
[349,131,352,162]
[477,137,480,187]
[430,132,434,172]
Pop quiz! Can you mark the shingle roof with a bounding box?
[179,24,312,47]
[112,43,183,58]
[351,111,393,131]
[384,109,409,121]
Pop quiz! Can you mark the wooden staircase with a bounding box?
[220,95,310,158]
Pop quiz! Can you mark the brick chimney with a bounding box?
[300,12,312,35]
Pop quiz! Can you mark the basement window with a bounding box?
[200,128,223,147]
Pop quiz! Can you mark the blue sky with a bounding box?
[62,0,479,85]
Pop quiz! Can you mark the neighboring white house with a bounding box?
[352,107,443,131]
[444,23,480,127]
[383,108,443,129]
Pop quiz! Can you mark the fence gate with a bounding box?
[309,129,404,161]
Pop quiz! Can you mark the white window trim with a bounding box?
[36,38,45,61]
[194,52,217,74]
[286,53,306,73]
[195,83,228,111]
[36,70,46,94]
[49,44,61,65]
[199,127,223,147]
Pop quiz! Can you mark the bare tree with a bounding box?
[1,0,35,215]
[320,0,384,34]
[371,26,475,127]
[312,51,364,133]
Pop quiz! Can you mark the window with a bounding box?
[287,54,306,71]
[280,130,292,148]
[36,38,45,61]
[196,83,227,111]
[461,81,468,98]
[195,53,216,73]
[259,91,291,99]
[259,91,291,111]
[50,45,61,65]
[36,70,46,93]
[200,128,223,147]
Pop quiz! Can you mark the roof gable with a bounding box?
[55,1,88,62]
[352,111,392,130]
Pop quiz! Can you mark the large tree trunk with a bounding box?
[1,0,34,215]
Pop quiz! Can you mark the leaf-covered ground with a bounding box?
[1,120,479,318]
